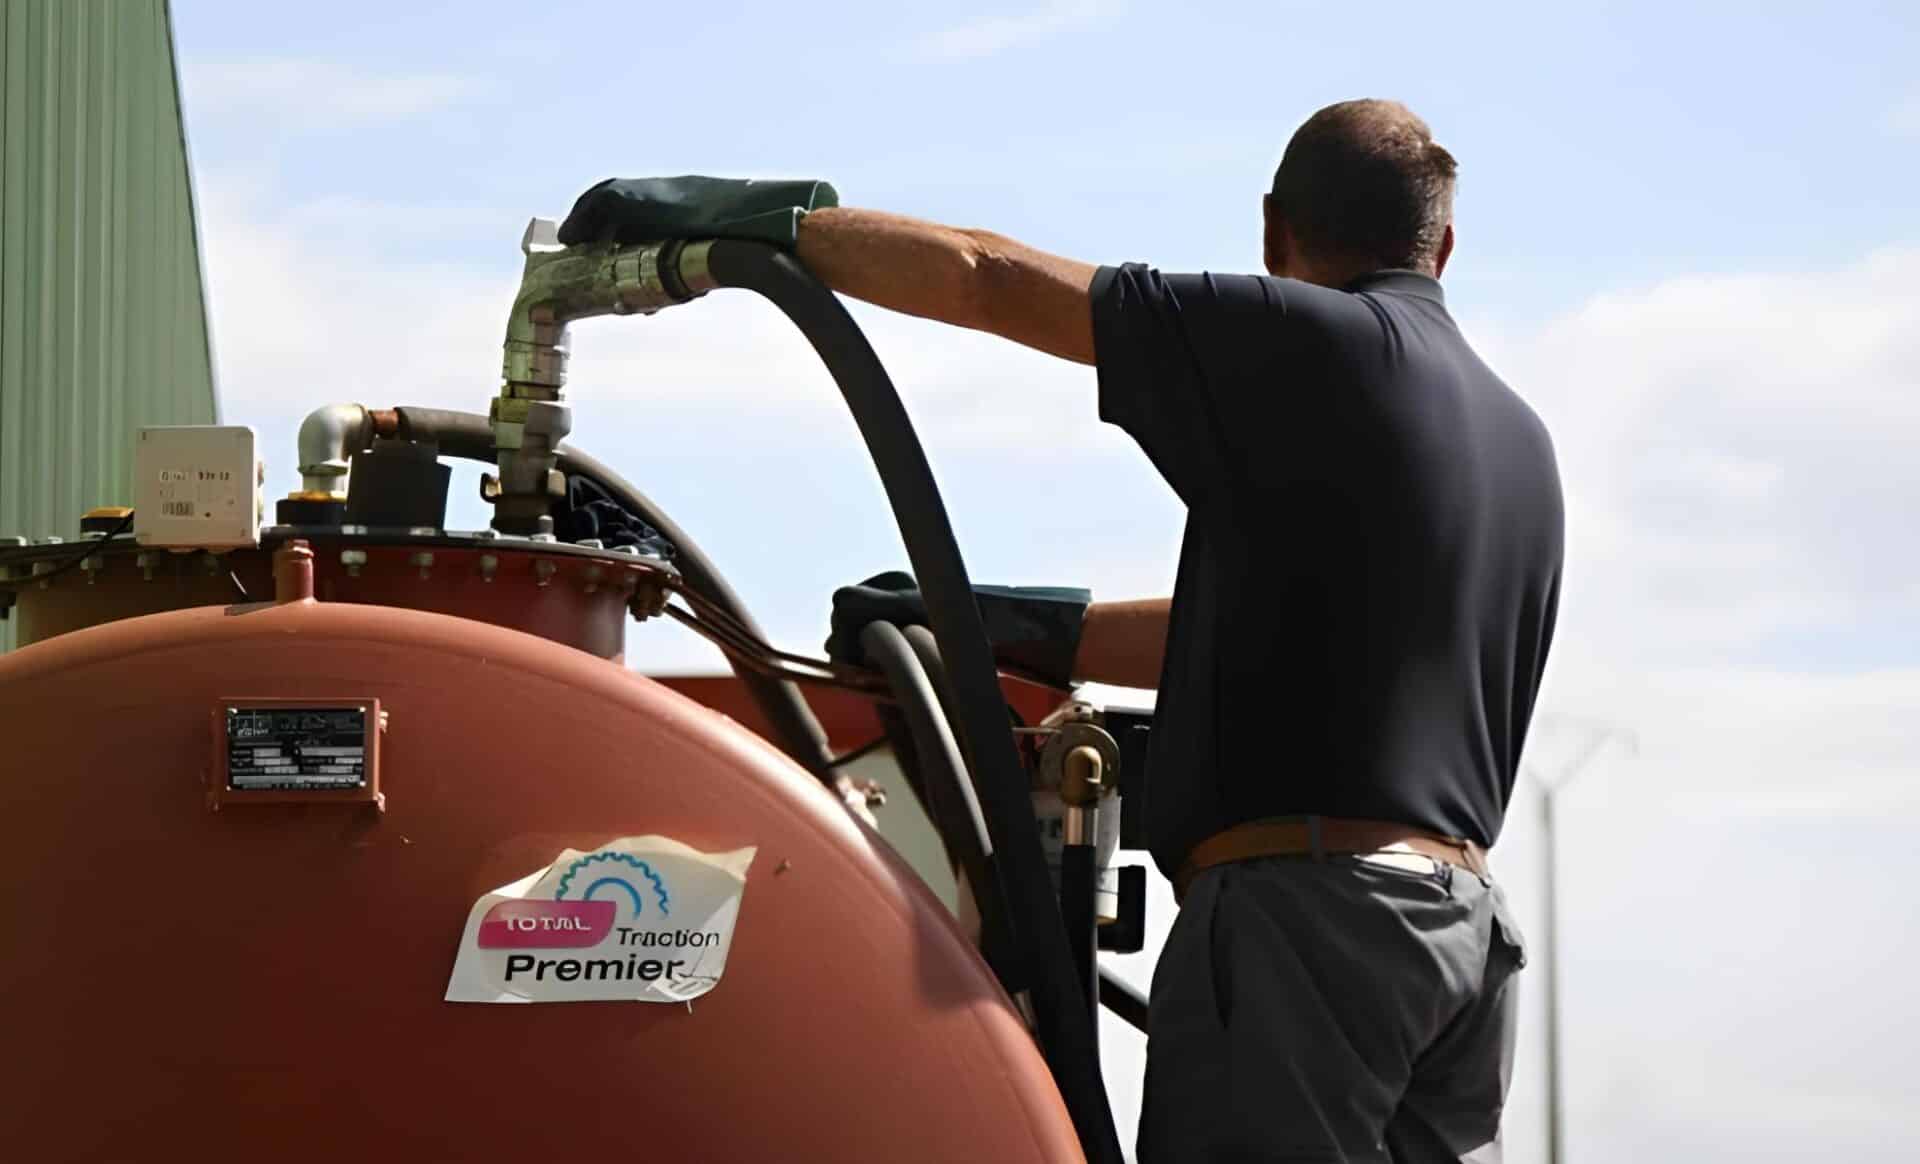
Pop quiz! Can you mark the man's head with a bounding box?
[1264,99,1457,285]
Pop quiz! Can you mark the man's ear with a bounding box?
[1434,222,1455,279]
[1263,194,1285,276]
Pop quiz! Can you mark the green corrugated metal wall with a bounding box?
[0,0,217,650]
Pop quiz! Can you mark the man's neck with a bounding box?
[1300,260,1435,289]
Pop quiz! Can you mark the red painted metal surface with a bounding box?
[652,671,1070,754]
[5,537,663,660]
[7,547,274,644]
[0,601,1081,1162]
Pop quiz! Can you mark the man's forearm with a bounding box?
[1072,598,1170,689]
[796,207,1098,364]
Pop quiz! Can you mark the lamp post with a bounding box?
[1527,723,1634,1164]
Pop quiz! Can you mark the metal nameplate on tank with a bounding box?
[208,697,386,812]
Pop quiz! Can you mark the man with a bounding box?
[562,98,1561,1163]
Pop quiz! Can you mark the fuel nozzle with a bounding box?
[489,219,719,536]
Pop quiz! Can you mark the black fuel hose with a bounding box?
[390,406,835,777]
[1098,967,1148,1033]
[858,620,1016,986]
[901,624,963,749]
[912,624,1148,1038]
[703,240,1122,1163]
[899,625,990,843]
[1059,841,1101,1046]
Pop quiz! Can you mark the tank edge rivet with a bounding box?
[340,549,368,578]
[479,553,499,581]
[533,559,557,587]
[410,551,435,579]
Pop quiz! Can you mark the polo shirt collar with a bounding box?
[1345,269,1446,306]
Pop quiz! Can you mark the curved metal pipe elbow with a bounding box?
[295,402,371,495]
[500,229,717,395]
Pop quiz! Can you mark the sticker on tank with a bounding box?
[445,836,756,1005]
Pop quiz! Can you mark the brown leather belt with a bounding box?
[1174,815,1491,902]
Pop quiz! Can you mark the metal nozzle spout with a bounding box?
[490,222,717,534]
[499,223,718,398]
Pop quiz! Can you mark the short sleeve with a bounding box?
[1091,263,1291,508]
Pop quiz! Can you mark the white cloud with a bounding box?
[1467,247,1920,667]
[182,59,484,129]
[282,195,520,240]
[917,0,1106,60]
[1444,248,1920,827]
[194,170,511,418]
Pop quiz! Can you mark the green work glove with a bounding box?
[825,571,1092,689]
[555,176,839,249]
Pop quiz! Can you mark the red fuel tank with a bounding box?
[0,598,1081,1162]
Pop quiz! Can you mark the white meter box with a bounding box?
[134,426,262,547]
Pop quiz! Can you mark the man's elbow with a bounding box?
[955,229,1016,335]
[939,228,1095,363]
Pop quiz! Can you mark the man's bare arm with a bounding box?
[796,207,1098,365]
[1071,598,1170,689]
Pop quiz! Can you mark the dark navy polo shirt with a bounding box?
[1090,264,1564,878]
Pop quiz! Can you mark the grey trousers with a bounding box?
[1137,853,1527,1163]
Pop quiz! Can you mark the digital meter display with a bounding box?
[224,705,369,791]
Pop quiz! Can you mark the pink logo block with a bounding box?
[478,899,616,949]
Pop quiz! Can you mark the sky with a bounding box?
[169,2,1920,1159]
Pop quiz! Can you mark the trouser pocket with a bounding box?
[1488,881,1528,971]
[1150,865,1233,1034]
